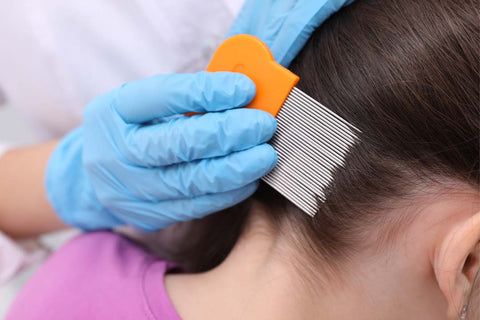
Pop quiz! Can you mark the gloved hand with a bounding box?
[228,0,355,67]
[46,72,277,231]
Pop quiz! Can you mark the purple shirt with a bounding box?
[7,232,182,320]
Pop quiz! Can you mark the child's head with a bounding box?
[166,0,479,318]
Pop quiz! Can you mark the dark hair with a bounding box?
[163,0,479,280]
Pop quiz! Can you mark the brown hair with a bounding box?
[163,0,479,292]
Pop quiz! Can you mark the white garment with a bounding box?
[0,0,244,141]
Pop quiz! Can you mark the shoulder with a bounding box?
[7,232,175,319]
[42,231,163,278]
[40,231,169,288]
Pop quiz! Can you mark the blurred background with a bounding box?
[0,104,35,145]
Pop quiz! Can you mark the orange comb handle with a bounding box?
[207,35,299,117]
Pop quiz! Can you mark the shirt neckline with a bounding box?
[142,260,183,320]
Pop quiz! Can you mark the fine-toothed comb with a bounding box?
[207,34,360,216]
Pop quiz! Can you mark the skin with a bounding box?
[165,189,480,320]
[0,142,67,238]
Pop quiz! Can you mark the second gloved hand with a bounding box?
[228,0,355,67]
[46,71,277,231]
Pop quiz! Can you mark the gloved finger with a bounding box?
[121,108,276,167]
[113,71,256,124]
[226,0,257,36]
[227,0,292,44]
[254,0,296,51]
[113,181,259,232]
[271,0,355,66]
[120,143,277,201]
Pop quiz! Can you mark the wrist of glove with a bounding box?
[46,128,122,230]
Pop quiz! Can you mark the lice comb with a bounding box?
[207,35,360,217]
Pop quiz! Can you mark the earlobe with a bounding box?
[434,211,480,319]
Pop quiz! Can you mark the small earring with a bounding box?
[459,304,468,320]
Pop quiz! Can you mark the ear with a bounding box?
[434,211,480,319]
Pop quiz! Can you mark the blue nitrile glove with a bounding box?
[228,0,355,67]
[46,71,277,231]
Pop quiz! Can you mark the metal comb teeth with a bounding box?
[262,87,361,217]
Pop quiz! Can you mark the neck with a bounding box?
[164,194,473,320]
[165,207,357,320]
